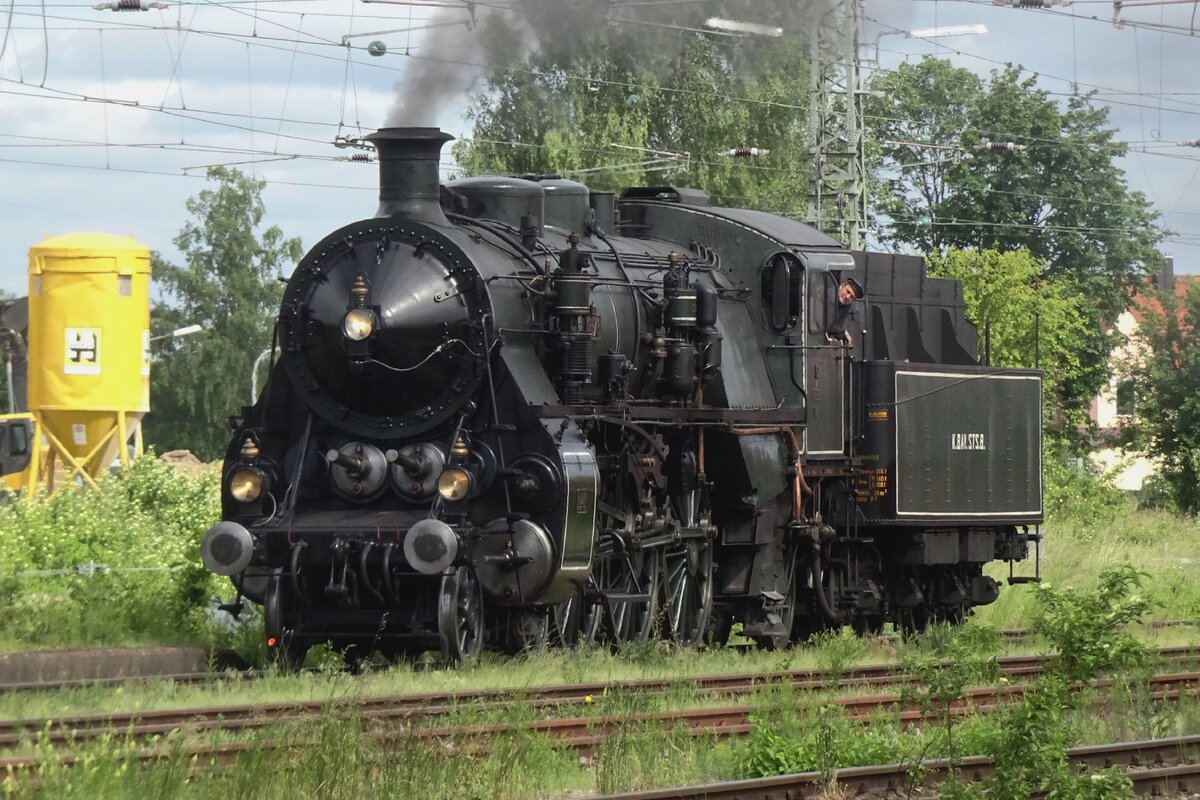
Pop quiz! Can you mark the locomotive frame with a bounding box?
[200,128,1041,665]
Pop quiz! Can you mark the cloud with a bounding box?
[0,0,1197,297]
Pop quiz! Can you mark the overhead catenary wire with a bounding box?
[2,0,1199,250]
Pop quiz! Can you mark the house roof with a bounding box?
[1128,274,1200,325]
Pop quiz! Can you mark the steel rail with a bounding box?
[1,670,1197,776]
[586,734,1200,799]
[0,618,1194,694]
[0,648,1196,751]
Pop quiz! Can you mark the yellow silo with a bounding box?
[27,233,150,490]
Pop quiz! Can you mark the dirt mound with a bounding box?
[159,450,214,478]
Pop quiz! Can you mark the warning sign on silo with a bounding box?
[65,328,101,375]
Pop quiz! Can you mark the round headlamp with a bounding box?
[436,466,472,502]
[229,468,266,503]
[342,308,377,341]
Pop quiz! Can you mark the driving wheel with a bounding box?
[439,566,484,665]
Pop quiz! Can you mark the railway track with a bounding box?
[586,734,1200,799]
[1,665,1197,777]
[2,618,1194,694]
[1,676,1198,788]
[1,647,1196,750]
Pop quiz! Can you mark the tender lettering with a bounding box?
[951,433,986,451]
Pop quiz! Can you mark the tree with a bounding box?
[928,248,1090,432]
[144,168,302,460]
[1128,281,1200,513]
[453,2,810,212]
[866,58,1164,428]
[867,59,1162,307]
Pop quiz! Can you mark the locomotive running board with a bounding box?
[535,405,806,425]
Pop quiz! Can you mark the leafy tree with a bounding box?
[867,59,1162,302]
[454,2,810,211]
[928,248,1090,432]
[145,168,302,460]
[1127,281,1200,514]
[867,58,1163,426]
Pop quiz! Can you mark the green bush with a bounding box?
[1136,473,1175,512]
[1042,443,1127,524]
[0,456,222,649]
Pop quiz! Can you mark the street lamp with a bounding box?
[907,24,988,39]
[868,23,987,63]
[702,17,784,37]
[149,323,203,343]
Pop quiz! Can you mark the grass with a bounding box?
[2,612,1198,724]
[976,505,1200,629]
[7,673,1196,800]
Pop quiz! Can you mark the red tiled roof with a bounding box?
[1129,275,1200,325]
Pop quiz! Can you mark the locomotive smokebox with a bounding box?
[365,127,454,225]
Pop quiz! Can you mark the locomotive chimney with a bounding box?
[365,127,453,225]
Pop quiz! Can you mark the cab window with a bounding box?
[9,423,28,457]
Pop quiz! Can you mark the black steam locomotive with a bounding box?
[200,128,1042,665]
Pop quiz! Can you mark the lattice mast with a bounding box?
[805,0,867,250]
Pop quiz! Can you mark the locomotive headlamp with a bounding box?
[342,308,377,341]
[437,466,472,502]
[229,468,266,503]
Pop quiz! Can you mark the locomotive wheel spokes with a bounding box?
[664,486,715,647]
[439,566,483,665]
[663,539,714,647]
[552,585,601,648]
[264,572,309,671]
[506,608,551,654]
[601,548,660,644]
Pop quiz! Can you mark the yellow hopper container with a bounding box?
[27,233,150,490]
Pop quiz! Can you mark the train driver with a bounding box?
[827,277,864,346]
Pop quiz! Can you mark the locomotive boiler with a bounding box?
[199,128,1041,665]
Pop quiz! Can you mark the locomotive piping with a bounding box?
[728,426,811,522]
[812,543,846,625]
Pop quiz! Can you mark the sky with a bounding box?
[1,0,1200,303]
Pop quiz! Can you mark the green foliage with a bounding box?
[901,624,1001,708]
[982,566,1150,800]
[146,167,302,460]
[0,456,221,648]
[1042,439,1127,524]
[16,712,583,800]
[808,627,869,684]
[928,248,1093,430]
[867,58,1161,314]
[1127,281,1200,514]
[734,703,905,780]
[1033,565,1152,683]
[867,59,1162,432]
[1135,473,1174,512]
[455,4,810,214]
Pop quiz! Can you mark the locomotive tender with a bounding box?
[200,128,1042,664]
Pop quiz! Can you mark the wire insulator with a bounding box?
[973,141,1027,153]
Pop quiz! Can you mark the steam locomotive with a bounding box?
[200,128,1042,665]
